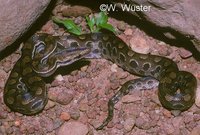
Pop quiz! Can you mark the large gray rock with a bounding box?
[112,0,200,52]
[0,0,51,52]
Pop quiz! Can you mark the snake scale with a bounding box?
[4,32,197,130]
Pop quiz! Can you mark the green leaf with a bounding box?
[86,16,96,32]
[96,12,108,26]
[52,17,82,35]
[53,12,116,35]
[99,23,116,34]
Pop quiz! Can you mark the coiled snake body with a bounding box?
[4,33,197,129]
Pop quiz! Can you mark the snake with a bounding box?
[4,32,197,130]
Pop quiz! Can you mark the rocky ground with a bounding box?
[0,2,200,135]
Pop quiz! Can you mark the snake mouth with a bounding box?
[8,99,46,116]
[171,102,185,108]
[13,97,47,115]
[33,47,91,77]
[30,99,45,113]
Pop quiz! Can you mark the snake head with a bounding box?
[158,71,197,111]
[27,33,91,77]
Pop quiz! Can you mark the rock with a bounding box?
[156,42,172,56]
[69,108,80,120]
[117,21,127,31]
[184,113,194,124]
[62,5,92,17]
[53,118,64,129]
[110,64,118,72]
[48,87,59,101]
[2,59,12,73]
[112,0,200,53]
[0,0,51,52]
[162,122,175,135]
[48,87,74,105]
[55,74,64,82]
[44,100,56,110]
[0,69,7,89]
[86,109,97,119]
[163,109,172,118]
[79,103,89,112]
[57,121,88,135]
[60,112,71,121]
[41,20,57,34]
[195,83,200,108]
[178,48,192,58]
[0,107,7,119]
[124,28,133,36]
[14,120,21,127]
[129,33,150,54]
[123,117,136,132]
[121,94,141,103]
[172,117,183,129]
[135,116,152,130]
[40,117,54,132]
[190,126,200,135]
[56,90,74,105]
[170,110,181,116]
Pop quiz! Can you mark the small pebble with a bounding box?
[79,103,89,112]
[110,64,118,72]
[163,123,175,134]
[135,117,151,130]
[45,100,56,110]
[178,47,192,58]
[123,117,136,132]
[55,74,64,82]
[3,61,12,72]
[124,28,133,36]
[53,118,64,129]
[129,34,150,54]
[56,90,74,105]
[163,109,172,118]
[195,86,200,108]
[60,112,71,121]
[69,109,80,120]
[14,120,21,127]
[117,21,127,31]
